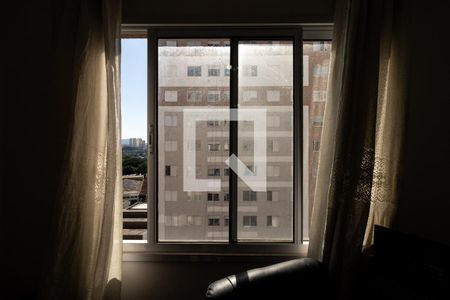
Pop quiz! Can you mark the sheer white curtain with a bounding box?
[308,0,409,298]
[40,0,122,299]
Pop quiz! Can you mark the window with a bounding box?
[165,141,178,152]
[165,165,177,176]
[268,139,280,153]
[224,66,230,76]
[242,65,258,77]
[165,191,177,201]
[266,191,279,202]
[242,90,257,102]
[267,90,280,102]
[207,120,220,127]
[312,91,327,102]
[243,216,257,227]
[207,193,220,201]
[187,192,202,201]
[267,115,281,127]
[207,91,220,102]
[267,165,280,177]
[187,216,202,225]
[187,90,202,102]
[164,115,177,126]
[313,140,320,152]
[187,66,202,77]
[121,29,332,253]
[222,91,230,101]
[164,90,178,102]
[208,40,221,46]
[243,191,257,201]
[312,116,324,127]
[208,65,220,76]
[267,216,280,227]
[208,218,220,226]
[207,168,221,177]
[166,65,177,77]
[208,143,221,151]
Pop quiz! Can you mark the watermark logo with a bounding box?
[183,108,267,192]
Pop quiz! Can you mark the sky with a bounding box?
[121,38,147,141]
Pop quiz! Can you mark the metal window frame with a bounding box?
[123,25,332,258]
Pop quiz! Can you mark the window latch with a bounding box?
[149,124,154,154]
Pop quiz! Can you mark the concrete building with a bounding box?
[152,39,331,242]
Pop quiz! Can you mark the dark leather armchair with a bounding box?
[205,258,331,299]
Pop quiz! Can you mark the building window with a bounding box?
[222,90,230,101]
[208,143,221,151]
[242,65,258,77]
[187,90,202,102]
[224,66,230,76]
[165,165,177,176]
[207,120,220,127]
[207,193,220,201]
[243,216,257,227]
[267,166,280,177]
[208,218,220,226]
[267,216,280,227]
[165,40,177,47]
[312,116,324,127]
[266,191,279,202]
[224,193,230,201]
[224,168,229,176]
[242,90,257,102]
[267,115,281,127]
[224,218,229,226]
[187,40,202,46]
[313,140,320,152]
[312,90,327,102]
[187,192,201,201]
[268,139,280,152]
[207,90,220,102]
[187,66,202,77]
[165,140,178,152]
[243,191,257,201]
[208,168,221,177]
[164,90,178,102]
[267,90,280,102]
[208,65,220,77]
[165,191,178,201]
[164,115,177,127]
[166,65,177,77]
[207,40,221,46]
[187,216,202,226]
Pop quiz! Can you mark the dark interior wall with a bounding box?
[1,1,68,298]
[394,0,450,245]
[123,0,335,24]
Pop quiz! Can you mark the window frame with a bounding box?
[123,25,332,257]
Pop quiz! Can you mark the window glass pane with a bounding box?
[121,38,148,242]
[158,39,230,242]
[302,41,331,240]
[237,40,294,242]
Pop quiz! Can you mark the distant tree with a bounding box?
[122,154,147,175]
[123,165,137,175]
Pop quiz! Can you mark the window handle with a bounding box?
[149,124,154,154]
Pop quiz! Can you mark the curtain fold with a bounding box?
[40,0,122,299]
[308,0,409,298]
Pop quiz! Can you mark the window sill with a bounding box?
[123,243,309,262]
